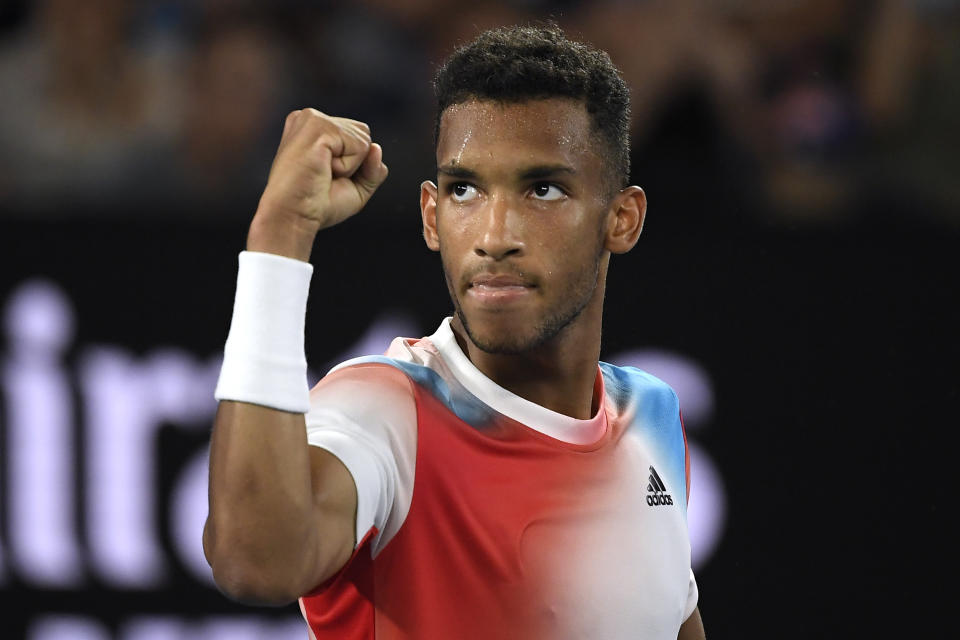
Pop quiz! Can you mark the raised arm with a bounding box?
[203,109,389,605]
[678,606,705,640]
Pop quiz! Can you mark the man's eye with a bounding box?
[451,183,479,202]
[532,183,565,201]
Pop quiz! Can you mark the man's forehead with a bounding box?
[436,98,597,169]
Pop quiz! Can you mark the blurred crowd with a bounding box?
[0,0,957,225]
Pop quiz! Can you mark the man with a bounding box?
[205,24,705,639]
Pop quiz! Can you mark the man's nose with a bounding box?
[474,194,524,260]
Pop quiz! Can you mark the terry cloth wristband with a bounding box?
[215,251,314,413]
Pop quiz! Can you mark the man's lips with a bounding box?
[469,274,533,288]
[466,273,535,302]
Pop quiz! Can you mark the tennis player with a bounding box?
[205,24,705,639]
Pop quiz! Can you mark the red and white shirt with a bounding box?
[300,318,697,639]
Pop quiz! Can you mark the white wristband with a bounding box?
[214,251,314,413]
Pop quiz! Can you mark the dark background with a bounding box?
[1,1,957,638]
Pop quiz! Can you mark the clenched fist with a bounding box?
[247,109,389,261]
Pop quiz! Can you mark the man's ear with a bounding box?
[420,180,440,252]
[604,186,646,254]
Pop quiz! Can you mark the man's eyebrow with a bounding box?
[436,164,576,180]
[518,164,577,180]
[437,165,477,179]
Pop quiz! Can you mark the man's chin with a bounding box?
[457,311,545,355]
[468,333,535,355]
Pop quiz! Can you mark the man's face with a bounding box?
[421,98,613,354]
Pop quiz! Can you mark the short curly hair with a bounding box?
[433,23,631,192]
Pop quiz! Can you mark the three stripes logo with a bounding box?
[646,465,674,506]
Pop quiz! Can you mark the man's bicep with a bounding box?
[305,446,359,586]
[305,363,418,554]
[677,606,705,640]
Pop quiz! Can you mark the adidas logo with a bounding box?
[646,465,674,506]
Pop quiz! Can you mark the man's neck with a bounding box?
[449,312,602,421]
